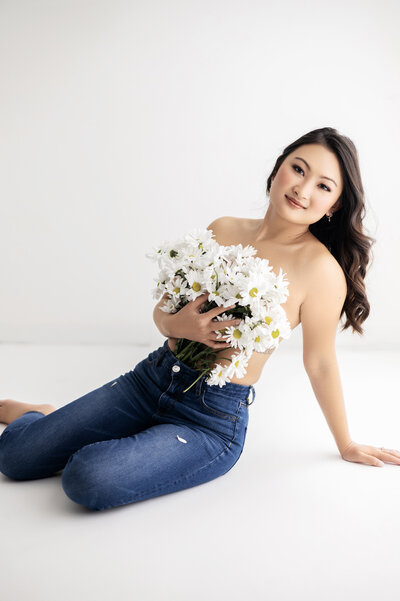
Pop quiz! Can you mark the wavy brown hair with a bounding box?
[265,127,376,335]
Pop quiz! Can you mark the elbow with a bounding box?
[303,353,337,375]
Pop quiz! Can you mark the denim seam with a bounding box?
[155,371,176,410]
[200,399,237,421]
[200,383,241,422]
[200,390,242,422]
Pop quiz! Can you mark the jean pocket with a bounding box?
[201,388,239,421]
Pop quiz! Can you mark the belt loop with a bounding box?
[246,385,256,406]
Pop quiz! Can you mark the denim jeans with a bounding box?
[0,340,256,511]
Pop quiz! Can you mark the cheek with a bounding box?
[313,197,332,213]
[274,167,292,188]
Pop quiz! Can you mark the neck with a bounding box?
[254,203,311,245]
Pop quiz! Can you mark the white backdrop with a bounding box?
[0,0,399,350]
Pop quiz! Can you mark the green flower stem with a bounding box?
[182,371,207,393]
[176,341,224,367]
[176,340,197,363]
[188,346,214,363]
[182,353,235,393]
[173,341,235,393]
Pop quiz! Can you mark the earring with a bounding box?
[327,213,332,222]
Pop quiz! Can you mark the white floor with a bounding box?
[1,343,399,601]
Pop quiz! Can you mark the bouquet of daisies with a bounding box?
[146,227,291,391]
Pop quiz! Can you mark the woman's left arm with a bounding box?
[300,253,400,467]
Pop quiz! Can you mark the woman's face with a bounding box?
[269,143,343,224]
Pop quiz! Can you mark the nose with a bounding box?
[293,185,310,201]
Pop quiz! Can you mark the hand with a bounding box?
[340,441,400,467]
[171,293,242,350]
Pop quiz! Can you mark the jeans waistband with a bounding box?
[155,340,256,405]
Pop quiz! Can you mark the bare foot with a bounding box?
[0,399,57,425]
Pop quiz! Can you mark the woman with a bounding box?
[1,126,399,512]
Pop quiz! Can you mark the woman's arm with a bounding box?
[301,253,400,466]
[305,359,351,455]
[300,253,352,454]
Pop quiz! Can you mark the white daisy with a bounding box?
[249,323,272,353]
[165,276,189,299]
[226,352,249,379]
[220,321,252,351]
[184,269,207,301]
[205,363,231,387]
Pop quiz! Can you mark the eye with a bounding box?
[292,164,331,192]
[293,164,304,175]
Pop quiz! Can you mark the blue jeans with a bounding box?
[0,340,256,511]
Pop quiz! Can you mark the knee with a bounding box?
[0,454,26,481]
[61,445,108,511]
[0,438,36,481]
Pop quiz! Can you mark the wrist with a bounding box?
[160,310,180,338]
[339,439,354,456]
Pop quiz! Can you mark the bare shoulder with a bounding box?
[206,216,256,242]
[206,215,238,233]
[302,237,347,303]
[310,239,345,281]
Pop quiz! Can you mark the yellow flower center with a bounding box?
[233,329,242,339]
[264,316,272,325]
[234,360,239,367]
[254,335,261,343]
[218,328,227,334]
[192,282,201,292]
[272,329,280,339]
[218,371,223,378]
[173,287,180,294]
[235,293,243,299]
[249,287,258,297]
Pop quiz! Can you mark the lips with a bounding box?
[285,195,305,209]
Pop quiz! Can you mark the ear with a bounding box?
[330,201,341,214]
[331,193,343,213]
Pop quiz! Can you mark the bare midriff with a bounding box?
[167,216,321,386]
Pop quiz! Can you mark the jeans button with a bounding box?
[172,365,180,373]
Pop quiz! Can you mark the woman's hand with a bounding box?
[340,441,400,467]
[170,293,241,350]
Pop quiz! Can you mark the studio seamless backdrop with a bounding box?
[0,0,398,350]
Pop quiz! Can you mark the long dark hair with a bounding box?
[265,127,376,335]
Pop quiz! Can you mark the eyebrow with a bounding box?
[293,156,338,187]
